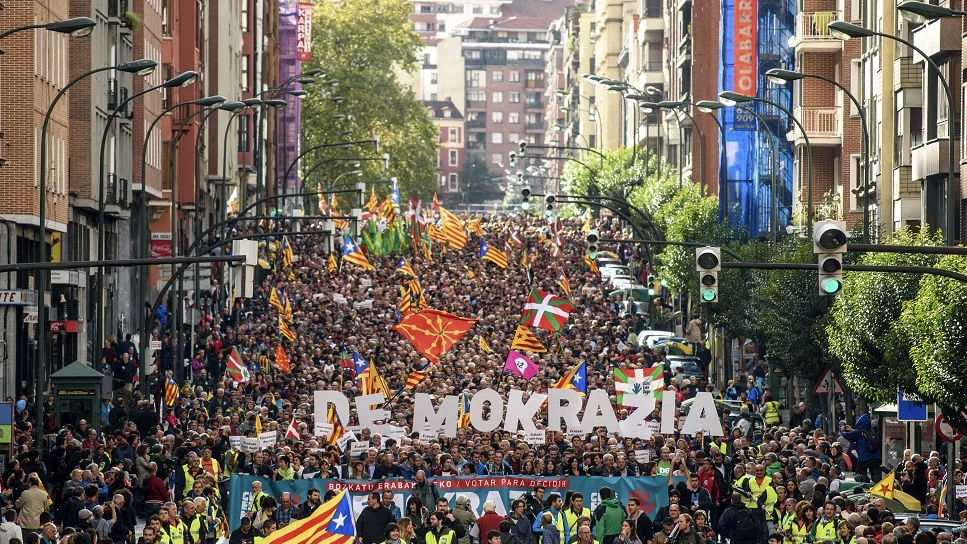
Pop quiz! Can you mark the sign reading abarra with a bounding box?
[733,0,757,95]
[314,389,725,439]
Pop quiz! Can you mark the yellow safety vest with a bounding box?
[159,527,172,544]
[562,508,590,540]
[170,521,186,544]
[182,466,197,499]
[741,476,773,510]
[810,519,838,543]
[185,515,205,544]
[763,401,780,424]
[250,491,266,514]
[201,458,222,478]
[425,529,457,544]
[787,521,809,544]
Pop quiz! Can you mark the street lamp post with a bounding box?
[0,17,96,40]
[137,95,226,394]
[766,68,871,241]
[93,70,197,356]
[695,101,730,223]
[828,20,955,245]
[656,102,707,196]
[36,58,157,446]
[720,91,814,235]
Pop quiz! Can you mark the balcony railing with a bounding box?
[641,61,662,72]
[525,100,543,109]
[108,78,119,111]
[795,11,842,41]
[466,118,486,129]
[795,106,841,138]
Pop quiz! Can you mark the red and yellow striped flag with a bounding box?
[279,316,296,341]
[276,344,291,374]
[405,365,431,389]
[268,287,285,312]
[510,324,546,353]
[439,207,468,250]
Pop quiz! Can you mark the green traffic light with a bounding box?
[660,279,668,287]
[648,288,655,296]
[588,251,597,260]
[701,289,716,302]
[545,209,554,217]
[821,278,842,294]
[521,201,530,211]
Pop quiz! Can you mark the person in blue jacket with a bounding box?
[842,414,880,482]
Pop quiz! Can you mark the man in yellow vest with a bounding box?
[200,447,222,479]
[247,481,266,519]
[182,499,206,544]
[738,465,775,544]
[166,502,187,544]
[808,502,841,543]
[419,510,466,544]
[562,493,592,542]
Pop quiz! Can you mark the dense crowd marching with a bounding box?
[1,212,963,544]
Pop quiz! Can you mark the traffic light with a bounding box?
[519,140,527,156]
[646,273,656,296]
[509,152,517,168]
[813,220,847,296]
[545,194,556,214]
[521,186,531,211]
[695,246,721,303]
[585,229,600,259]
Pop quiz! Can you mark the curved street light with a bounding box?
[0,16,97,40]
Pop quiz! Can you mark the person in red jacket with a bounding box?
[475,501,504,542]
[142,462,170,516]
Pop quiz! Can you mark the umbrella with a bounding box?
[607,287,652,302]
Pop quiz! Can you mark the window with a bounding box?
[492,71,504,82]
[509,71,520,82]
[241,0,249,32]
[237,114,249,152]
[442,108,451,118]
[430,72,438,84]
[162,0,170,35]
[419,4,432,13]
[448,173,458,191]
[467,70,484,88]
[241,55,250,91]
[509,132,520,142]
[472,5,483,14]
[492,132,503,144]
[491,153,502,164]
[439,22,446,32]
[509,112,520,124]
[509,92,520,103]
[492,111,503,123]
[449,128,459,143]
[449,149,459,166]
[489,6,500,14]
[492,91,503,103]
[468,90,486,102]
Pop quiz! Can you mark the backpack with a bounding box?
[732,509,757,542]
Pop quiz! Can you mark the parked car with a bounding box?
[637,330,675,347]
[601,265,633,279]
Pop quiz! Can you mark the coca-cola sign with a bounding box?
[150,232,172,259]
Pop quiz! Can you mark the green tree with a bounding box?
[757,239,834,380]
[652,184,720,294]
[460,156,502,204]
[826,228,943,403]
[706,237,771,342]
[301,0,437,199]
[900,254,967,407]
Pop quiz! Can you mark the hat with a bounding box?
[79,509,93,521]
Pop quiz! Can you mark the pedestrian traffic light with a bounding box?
[813,220,847,296]
[521,186,531,211]
[695,247,721,303]
[585,229,600,259]
[519,140,527,156]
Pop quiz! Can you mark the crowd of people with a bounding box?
[0,211,963,544]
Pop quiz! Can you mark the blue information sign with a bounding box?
[897,391,928,422]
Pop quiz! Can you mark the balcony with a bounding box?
[107,78,119,111]
[790,11,843,53]
[912,17,960,59]
[119,178,129,207]
[107,0,129,23]
[106,173,118,204]
[118,86,131,118]
[789,107,842,146]
[466,118,486,129]
[525,100,543,110]
[525,122,544,131]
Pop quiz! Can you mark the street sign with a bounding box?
[812,368,845,395]
[936,414,964,442]
[23,306,37,324]
[897,390,929,422]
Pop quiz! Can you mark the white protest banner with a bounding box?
[419,430,437,443]
[333,294,348,305]
[230,436,243,451]
[242,437,259,453]
[634,450,650,464]
[258,431,278,449]
[312,293,325,300]
[352,300,374,310]
[350,441,370,457]
[337,432,355,451]
[958,485,967,499]
[526,430,546,445]
[314,423,334,437]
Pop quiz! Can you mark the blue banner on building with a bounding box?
[227,475,675,530]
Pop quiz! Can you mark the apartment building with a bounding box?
[549,8,599,167]
[425,100,466,199]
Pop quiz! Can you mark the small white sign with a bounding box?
[353,299,374,310]
[241,437,260,452]
[350,441,370,457]
[360,279,372,287]
[386,426,408,440]
[229,436,243,450]
[957,485,967,499]
[258,431,278,449]
[312,293,326,300]
[337,432,355,451]
[419,430,438,443]
[150,340,162,352]
[24,305,38,324]
[526,430,546,445]
[315,423,334,437]
[333,294,348,305]
[634,450,651,464]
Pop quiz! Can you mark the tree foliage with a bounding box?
[653,185,720,294]
[301,0,437,198]
[900,254,967,407]
[460,156,502,204]
[826,228,943,403]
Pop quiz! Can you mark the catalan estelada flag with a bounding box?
[554,361,587,396]
[556,272,572,297]
[342,235,375,271]
[327,405,345,445]
[263,489,355,544]
[407,279,427,310]
[510,324,546,353]
[478,336,492,352]
[280,236,294,268]
[279,316,296,341]
[457,392,471,429]
[439,207,468,249]
[361,363,390,397]
[405,364,431,389]
[585,253,600,277]
[327,253,338,273]
[283,297,293,322]
[479,239,508,268]
[427,223,449,245]
[379,195,396,224]
[399,286,414,314]
[276,344,291,374]
[164,374,179,407]
[268,287,285,312]
[396,257,416,278]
